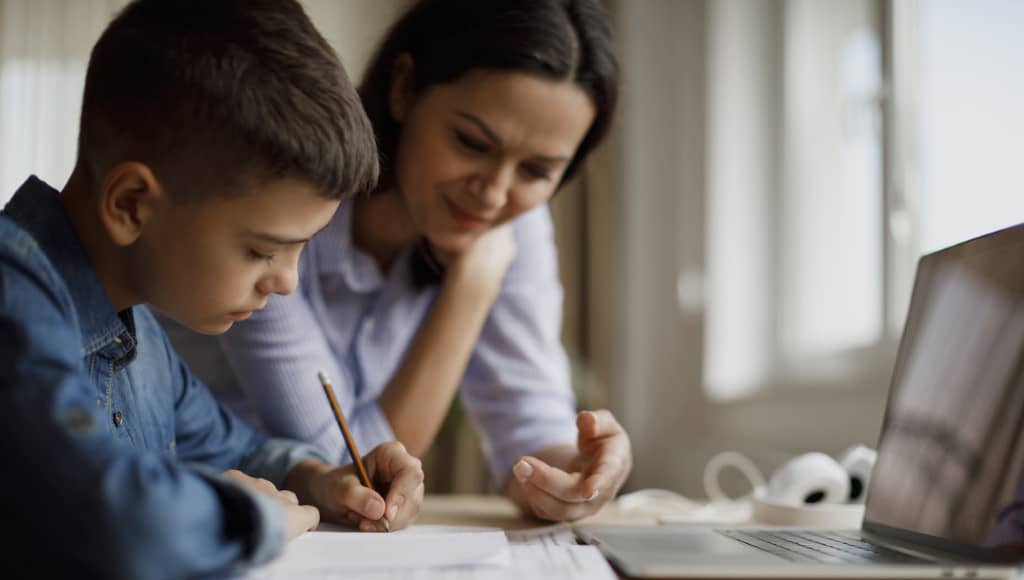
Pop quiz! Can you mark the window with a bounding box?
[0,0,125,204]
[706,0,890,401]
[916,0,1024,253]
[705,0,1024,401]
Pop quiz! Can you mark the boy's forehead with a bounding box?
[194,180,339,239]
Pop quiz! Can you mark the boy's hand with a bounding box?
[223,469,320,541]
[290,442,425,532]
[508,410,632,521]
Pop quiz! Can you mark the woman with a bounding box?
[166,0,632,522]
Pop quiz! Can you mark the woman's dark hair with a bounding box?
[359,0,618,193]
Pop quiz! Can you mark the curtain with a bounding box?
[0,0,126,203]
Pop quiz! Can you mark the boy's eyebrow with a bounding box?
[245,222,331,246]
[455,111,572,163]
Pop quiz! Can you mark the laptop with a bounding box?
[576,222,1024,579]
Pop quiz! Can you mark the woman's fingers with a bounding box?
[513,456,590,503]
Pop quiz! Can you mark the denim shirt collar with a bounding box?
[4,176,137,362]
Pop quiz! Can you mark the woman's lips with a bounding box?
[444,198,488,231]
[229,311,253,321]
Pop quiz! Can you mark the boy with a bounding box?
[0,1,423,578]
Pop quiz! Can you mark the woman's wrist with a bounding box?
[442,261,504,303]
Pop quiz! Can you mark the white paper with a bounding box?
[246,523,617,580]
[506,523,576,546]
[246,526,509,578]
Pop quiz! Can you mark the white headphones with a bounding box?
[615,445,877,526]
[763,446,876,506]
[705,445,877,507]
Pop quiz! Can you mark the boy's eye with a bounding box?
[248,249,275,263]
[455,131,489,154]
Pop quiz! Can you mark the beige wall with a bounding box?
[301,0,410,84]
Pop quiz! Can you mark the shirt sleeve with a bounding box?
[460,205,579,485]
[0,255,281,579]
[216,286,396,464]
[161,313,332,484]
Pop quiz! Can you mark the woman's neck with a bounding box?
[351,188,420,273]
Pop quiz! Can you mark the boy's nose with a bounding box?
[273,265,299,296]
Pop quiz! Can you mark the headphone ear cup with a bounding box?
[765,453,851,506]
[838,445,877,504]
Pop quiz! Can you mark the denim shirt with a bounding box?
[0,177,330,579]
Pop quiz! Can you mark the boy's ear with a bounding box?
[97,162,167,247]
[388,53,417,123]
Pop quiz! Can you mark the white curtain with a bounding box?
[0,0,126,204]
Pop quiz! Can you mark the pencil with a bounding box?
[318,370,391,533]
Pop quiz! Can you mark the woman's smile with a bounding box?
[444,197,490,231]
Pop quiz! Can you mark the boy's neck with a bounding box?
[60,170,139,313]
[351,189,419,273]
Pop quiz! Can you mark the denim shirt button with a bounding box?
[113,411,123,427]
[112,336,122,345]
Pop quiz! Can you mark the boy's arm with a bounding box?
[0,259,278,579]
[161,309,425,531]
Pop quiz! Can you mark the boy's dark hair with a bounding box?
[359,0,618,193]
[78,0,378,201]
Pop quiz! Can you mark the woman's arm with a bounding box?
[459,206,581,482]
[378,224,516,456]
[217,289,394,463]
[459,206,633,520]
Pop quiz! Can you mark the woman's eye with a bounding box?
[456,132,489,153]
[248,249,275,263]
[521,164,552,181]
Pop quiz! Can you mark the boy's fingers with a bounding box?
[300,504,321,530]
[336,480,386,520]
[385,462,424,529]
[383,441,421,477]
[284,504,321,540]
[513,457,587,503]
[358,517,389,533]
[362,441,423,530]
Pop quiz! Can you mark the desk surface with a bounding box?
[417,493,657,530]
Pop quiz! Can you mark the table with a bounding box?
[416,493,658,530]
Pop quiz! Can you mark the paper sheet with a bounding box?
[245,523,617,580]
[246,526,509,578]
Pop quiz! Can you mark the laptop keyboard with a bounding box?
[718,530,930,564]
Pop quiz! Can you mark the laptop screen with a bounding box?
[864,223,1024,557]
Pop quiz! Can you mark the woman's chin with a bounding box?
[425,229,479,253]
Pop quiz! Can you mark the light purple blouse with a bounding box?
[163,202,577,483]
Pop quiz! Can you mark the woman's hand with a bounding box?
[507,410,633,521]
[439,224,518,295]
